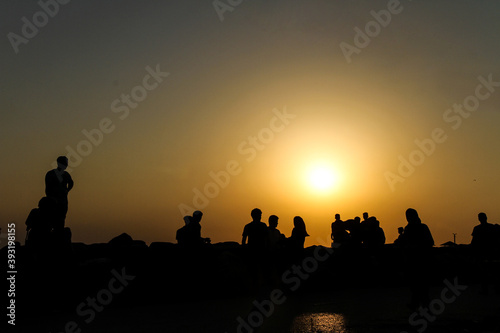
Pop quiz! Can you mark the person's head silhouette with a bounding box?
[268,215,279,229]
[293,216,309,236]
[192,210,203,223]
[478,212,487,224]
[251,208,262,222]
[38,196,57,214]
[405,208,421,225]
[363,212,368,220]
[56,156,68,171]
[183,215,192,225]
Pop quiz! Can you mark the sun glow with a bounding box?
[307,164,340,193]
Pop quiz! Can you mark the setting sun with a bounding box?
[307,164,340,193]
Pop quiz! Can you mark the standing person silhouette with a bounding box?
[331,213,349,246]
[242,208,270,291]
[268,215,285,250]
[471,212,497,252]
[471,212,499,294]
[242,208,269,250]
[400,208,434,310]
[290,216,309,250]
[45,156,73,230]
[286,216,310,264]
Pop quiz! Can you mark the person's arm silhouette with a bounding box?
[66,173,74,193]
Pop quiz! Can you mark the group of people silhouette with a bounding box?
[176,208,310,255]
[173,207,500,258]
[330,212,386,249]
[173,206,500,306]
[23,156,500,258]
[242,209,310,253]
[17,155,500,314]
[175,210,211,247]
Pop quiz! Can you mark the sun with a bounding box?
[307,165,339,193]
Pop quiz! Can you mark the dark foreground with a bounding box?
[10,284,499,333]
[2,236,499,332]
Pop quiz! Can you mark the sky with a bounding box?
[1,0,499,247]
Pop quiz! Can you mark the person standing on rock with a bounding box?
[45,156,74,230]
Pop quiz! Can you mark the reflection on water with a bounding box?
[290,312,350,333]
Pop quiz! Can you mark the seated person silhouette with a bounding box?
[344,216,362,247]
[363,217,385,248]
[331,213,350,246]
[25,197,57,253]
[176,215,192,246]
[268,215,285,250]
[394,227,404,246]
[242,208,269,251]
[45,156,74,229]
[184,211,211,247]
[373,218,386,245]
[401,209,434,249]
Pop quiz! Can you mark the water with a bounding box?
[290,312,351,333]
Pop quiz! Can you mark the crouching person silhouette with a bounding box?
[25,197,57,257]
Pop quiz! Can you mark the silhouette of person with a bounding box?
[331,213,350,246]
[45,156,73,229]
[185,210,210,247]
[176,215,192,246]
[346,216,362,247]
[471,212,500,294]
[394,227,405,246]
[266,215,286,285]
[242,208,270,290]
[290,216,309,250]
[374,218,386,245]
[401,209,434,249]
[268,215,285,250]
[471,212,498,253]
[242,208,269,250]
[25,197,57,254]
[361,212,369,225]
[360,212,371,243]
[363,217,385,248]
[400,208,434,310]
